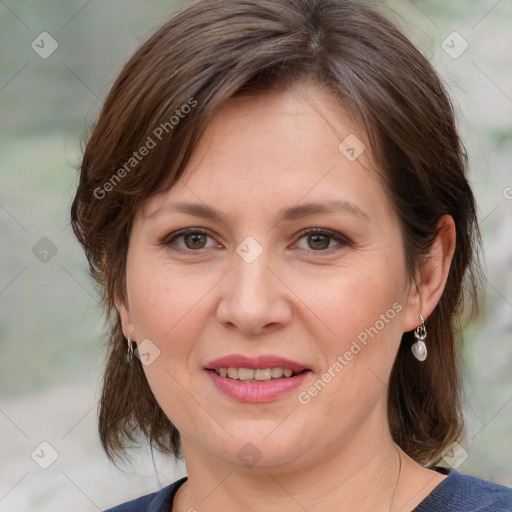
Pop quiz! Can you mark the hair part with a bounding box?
[71,0,483,465]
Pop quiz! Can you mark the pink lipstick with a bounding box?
[204,354,311,402]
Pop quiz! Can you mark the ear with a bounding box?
[116,298,136,341]
[403,215,456,331]
[102,252,136,341]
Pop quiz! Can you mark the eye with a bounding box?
[162,228,219,252]
[162,227,350,254]
[294,228,350,252]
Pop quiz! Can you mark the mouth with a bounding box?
[204,354,312,402]
[209,367,307,382]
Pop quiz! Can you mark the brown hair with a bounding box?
[71,0,483,465]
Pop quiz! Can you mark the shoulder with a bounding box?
[104,476,188,512]
[415,468,512,512]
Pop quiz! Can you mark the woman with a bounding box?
[71,0,512,510]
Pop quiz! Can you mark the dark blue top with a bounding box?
[104,467,512,511]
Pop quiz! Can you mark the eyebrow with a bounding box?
[145,199,369,223]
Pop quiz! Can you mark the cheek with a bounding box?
[125,245,209,334]
[299,267,406,419]
[126,242,407,357]
[303,259,406,351]
[124,252,234,395]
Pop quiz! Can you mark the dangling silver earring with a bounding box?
[126,335,134,365]
[411,314,427,361]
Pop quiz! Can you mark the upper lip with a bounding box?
[205,354,309,373]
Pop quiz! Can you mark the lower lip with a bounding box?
[205,370,311,403]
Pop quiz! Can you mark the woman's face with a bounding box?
[120,81,418,472]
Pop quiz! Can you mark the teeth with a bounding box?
[238,368,254,380]
[254,368,272,380]
[227,367,239,379]
[271,367,283,378]
[214,367,298,381]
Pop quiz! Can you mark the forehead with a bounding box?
[142,81,388,222]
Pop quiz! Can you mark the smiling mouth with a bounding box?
[209,367,307,382]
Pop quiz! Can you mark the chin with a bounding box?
[210,429,311,472]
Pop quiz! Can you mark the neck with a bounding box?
[175,413,406,512]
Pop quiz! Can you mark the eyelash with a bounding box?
[162,227,351,255]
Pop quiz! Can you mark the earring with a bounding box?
[411,314,427,362]
[126,335,134,365]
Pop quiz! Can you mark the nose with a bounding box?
[216,248,293,336]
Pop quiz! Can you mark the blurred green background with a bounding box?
[1,1,511,510]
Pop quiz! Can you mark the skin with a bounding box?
[117,81,455,511]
